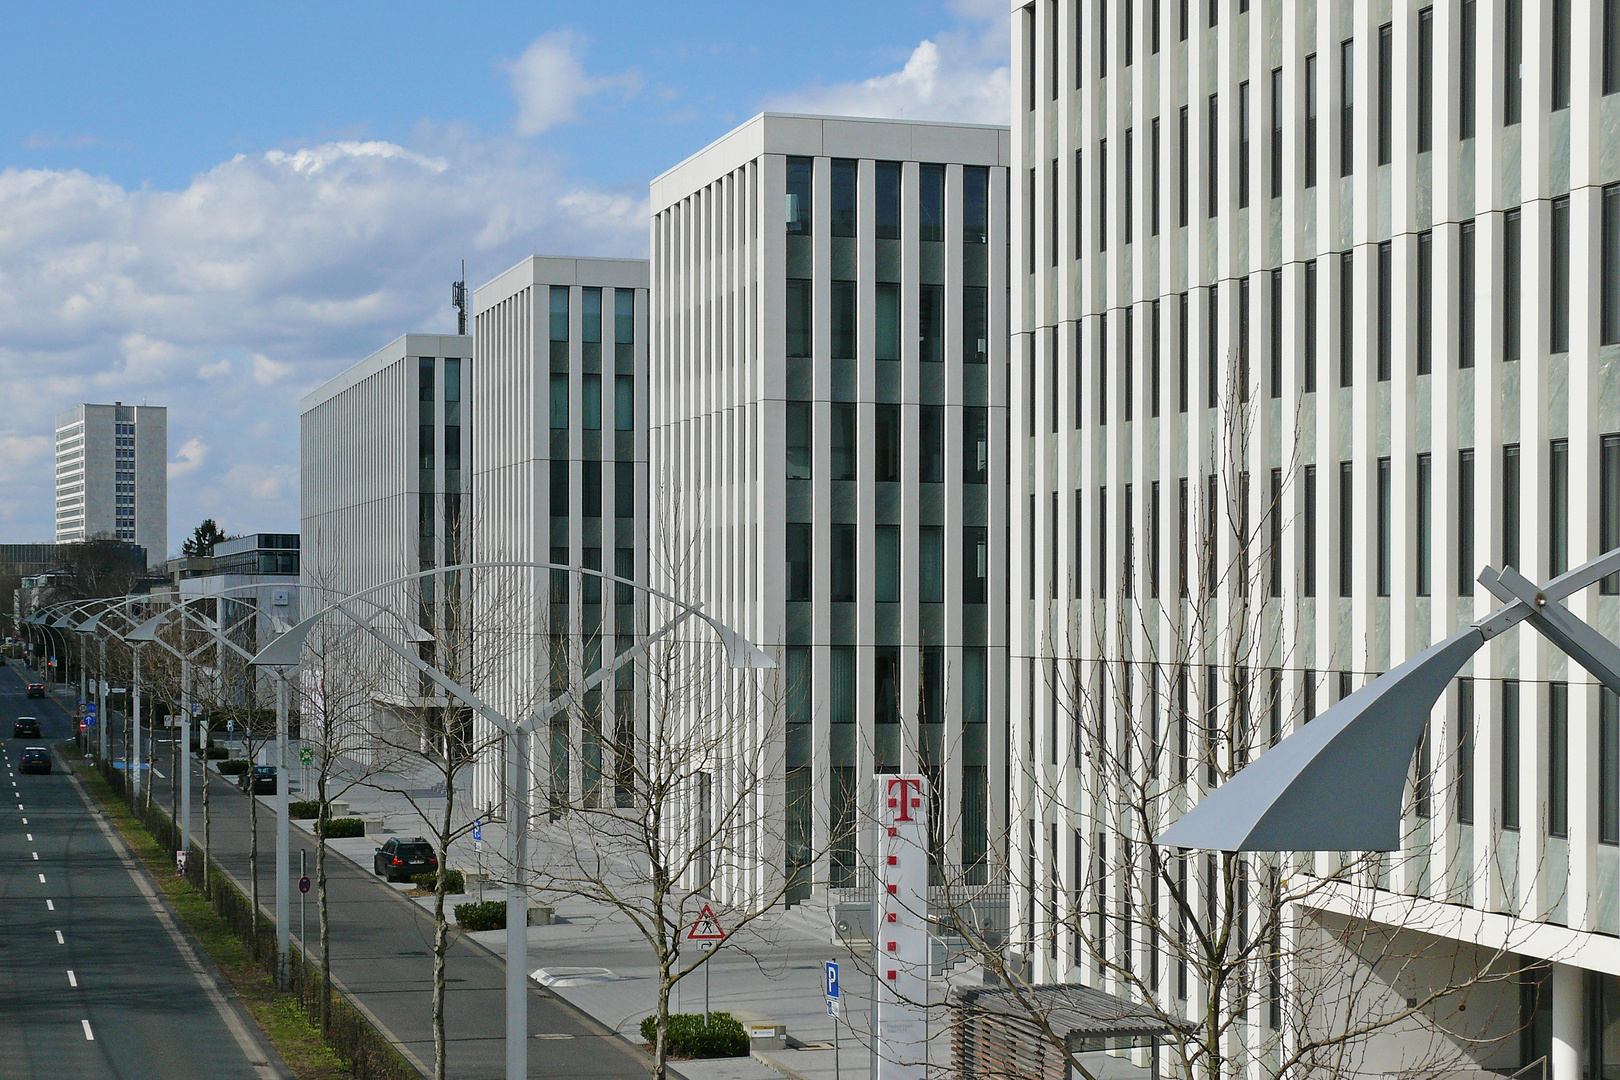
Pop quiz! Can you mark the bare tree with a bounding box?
[909,360,1559,1080]
[518,492,822,1080]
[353,560,533,1080]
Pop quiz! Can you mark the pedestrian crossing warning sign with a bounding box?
[687,904,726,941]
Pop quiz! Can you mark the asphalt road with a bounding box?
[0,663,284,1080]
[93,677,649,1079]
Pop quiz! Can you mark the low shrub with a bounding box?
[639,1012,750,1059]
[455,900,505,931]
[412,869,464,894]
[316,817,365,838]
[216,759,249,775]
[203,746,230,760]
[287,800,322,820]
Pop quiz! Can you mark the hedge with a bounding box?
[217,759,249,775]
[288,800,322,820]
[454,900,505,931]
[316,817,365,838]
[639,1012,750,1058]
[412,869,464,894]
[203,746,230,760]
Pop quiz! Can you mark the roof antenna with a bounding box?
[451,260,467,335]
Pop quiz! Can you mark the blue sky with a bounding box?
[0,1,1008,551]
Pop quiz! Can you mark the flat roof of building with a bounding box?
[651,112,1011,212]
[300,333,470,414]
[472,255,649,314]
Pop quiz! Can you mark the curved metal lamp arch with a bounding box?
[1158,548,1620,852]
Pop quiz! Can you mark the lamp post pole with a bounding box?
[180,656,191,852]
[275,669,290,989]
[504,727,530,1080]
[131,643,143,805]
[98,635,107,760]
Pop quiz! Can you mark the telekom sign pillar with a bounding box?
[876,774,928,1080]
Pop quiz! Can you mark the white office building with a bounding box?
[651,113,1012,909]
[300,334,471,734]
[469,255,649,817]
[55,401,167,563]
[1011,0,1620,1074]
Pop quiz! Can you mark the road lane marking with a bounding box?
[81,1019,93,1041]
[26,833,31,841]
[38,874,45,883]
[68,767,283,1078]
[55,930,64,944]
[46,900,53,911]
[32,852,38,860]
[67,970,77,987]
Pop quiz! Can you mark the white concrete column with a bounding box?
[1551,962,1583,1080]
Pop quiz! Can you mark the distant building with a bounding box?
[167,532,300,709]
[54,402,168,565]
[0,543,60,578]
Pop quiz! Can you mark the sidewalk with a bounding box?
[302,774,963,1080]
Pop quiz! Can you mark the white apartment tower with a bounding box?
[651,114,1011,908]
[470,256,649,817]
[55,402,167,563]
[1012,0,1620,1074]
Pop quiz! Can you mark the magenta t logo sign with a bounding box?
[876,773,927,1080]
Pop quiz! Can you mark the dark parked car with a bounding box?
[238,764,276,795]
[12,717,39,738]
[19,747,50,775]
[374,838,438,883]
[25,683,45,699]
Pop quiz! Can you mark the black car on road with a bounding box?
[238,764,276,795]
[12,717,39,738]
[373,838,438,883]
[19,747,51,774]
[25,683,45,699]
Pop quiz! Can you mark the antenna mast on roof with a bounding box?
[451,260,467,335]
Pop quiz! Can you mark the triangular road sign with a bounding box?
[687,903,726,941]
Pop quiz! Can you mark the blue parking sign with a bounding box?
[825,960,840,1017]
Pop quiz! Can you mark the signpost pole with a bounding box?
[705,956,710,1025]
[300,848,307,980]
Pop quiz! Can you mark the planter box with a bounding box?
[361,817,387,836]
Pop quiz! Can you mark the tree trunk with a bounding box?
[432,770,456,1080]
[654,968,673,1080]
[249,751,260,942]
[202,739,213,900]
[317,766,331,1039]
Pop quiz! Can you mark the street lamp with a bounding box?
[250,560,771,1080]
[1158,547,1620,852]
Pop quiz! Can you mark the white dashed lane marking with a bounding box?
[45,900,53,911]
[25,833,31,841]
[66,970,76,987]
[32,852,38,860]
[81,1020,93,1041]
[37,874,45,884]
[55,930,64,944]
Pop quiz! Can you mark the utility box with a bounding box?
[744,1021,785,1052]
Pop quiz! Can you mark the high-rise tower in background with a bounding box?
[54,402,167,564]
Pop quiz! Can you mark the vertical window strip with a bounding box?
[1504,208,1521,362]
[1340,39,1354,177]
[1304,258,1318,392]
[1339,460,1353,598]
[1460,0,1477,138]
[1418,8,1434,152]
[1269,267,1282,399]
[1550,682,1570,838]
[1270,67,1282,199]
[1377,456,1391,597]
[1377,240,1392,382]
[1502,680,1521,831]
[1458,448,1476,595]
[1303,464,1317,598]
[1502,443,1521,570]
[1339,251,1354,388]
[1416,452,1432,596]
[1457,678,1475,824]
[1417,231,1433,375]
[1550,438,1570,578]
[1552,196,1571,354]
[1378,23,1393,166]
[1459,220,1476,367]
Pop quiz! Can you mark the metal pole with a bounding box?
[275,672,290,990]
[300,848,307,972]
[180,657,191,852]
[834,1014,840,1080]
[98,637,107,760]
[705,955,711,1025]
[132,646,142,804]
[504,728,529,1080]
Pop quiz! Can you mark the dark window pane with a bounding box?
[875,526,900,603]
[1418,8,1434,152]
[1550,438,1569,577]
[876,161,902,240]
[875,405,901,482]
[876,283,901,361]
[786,523,812,601]
[1502,680,1520,830]
[1550,682,1570,838]
[1552,196,1571,353]
[919,164,945,243]
[964,407,988,484]
[1459,221,1476,367]
[786,279,812,357]
[786,156,813,234]
[963,166,988,243]
[831,403,858,481]
[831,524,856,602]
[920,405,944,484]
[786,402,812,481]
[1416,452,1432,596]
[1503,443,1521,569]
[830,158,857,237]
[920,285,944,363]
[1459,448,1475,595]
[1504,208,1521,362]
[964,286,989,363]
[1417,231,1433,374]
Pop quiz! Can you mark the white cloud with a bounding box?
[0,132,646,553]
[251,353,291,385]
[504,29,642,136]
[169,437,208,478]
[770,8,1010,126]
